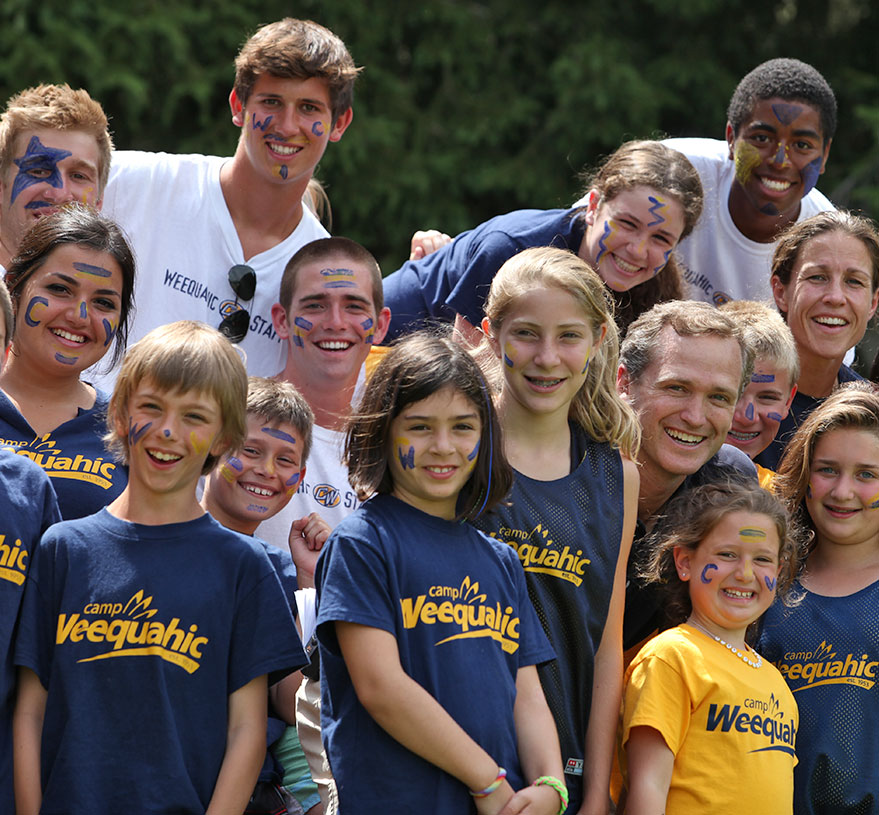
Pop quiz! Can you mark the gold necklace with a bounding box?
[686,618,763,669]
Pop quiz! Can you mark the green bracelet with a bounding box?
[532,775,569,815]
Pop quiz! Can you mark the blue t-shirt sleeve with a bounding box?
[228,559,307,691]
[316,524,397,651]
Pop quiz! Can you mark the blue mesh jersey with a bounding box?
[758,580,879,814]
[472,426,624,812]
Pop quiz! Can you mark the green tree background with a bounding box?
[1,0,876,276]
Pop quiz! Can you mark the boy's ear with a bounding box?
[372,307,391,346]
[271,302,291,340]
[673,546,692,581]
[725,122,736,159]
[781,384,798,418]
[328,107,353,143]
[616,363,631,397]
[229,89,245,128]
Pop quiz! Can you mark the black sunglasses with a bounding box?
[218,264,256,343]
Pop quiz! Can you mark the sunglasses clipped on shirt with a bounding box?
[218,264,257,343]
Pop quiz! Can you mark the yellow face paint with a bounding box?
[503,342,516,368]
[734,142,762,185]
[738,527,767,542]
[189,431,210,457]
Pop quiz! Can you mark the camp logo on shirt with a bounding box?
[1,434,117,489]
[56,590,209,674]
[0,534,28,586]
[705,691,796,755]
[774,639,878,692]
[399,576,520,653]
[487,523,591,587]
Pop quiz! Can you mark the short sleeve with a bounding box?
[622,651,691,756]
[445,231,521,324]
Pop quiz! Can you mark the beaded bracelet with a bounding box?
[532,775,569,815]
[469,767,506,798]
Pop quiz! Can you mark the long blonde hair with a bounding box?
[481,246,640,459]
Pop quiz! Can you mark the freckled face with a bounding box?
[387,387,482,519]
[0,128,103,260]
[674,510,781,642]
[806,428,879,550]
[581,185,685,292]
[205,415,305,533]
[727,360,796,460]
[13,244,123,376]
[772,231,878,367]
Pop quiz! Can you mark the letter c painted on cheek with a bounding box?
[701,564,718,584]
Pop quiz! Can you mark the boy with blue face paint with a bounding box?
[0,84,111,270]
[664,58,837,305]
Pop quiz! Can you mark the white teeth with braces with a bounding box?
[244,485,274,497]
[53,329,86,343]
[666,429,704,444]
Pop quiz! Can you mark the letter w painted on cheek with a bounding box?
[764,575,777,591]
[395,437,415,470]
[189,432,209,457]
[701,564,718,583]
[128,418,152,447]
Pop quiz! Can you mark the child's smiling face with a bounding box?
[674,509,781,644]
[206,414,305,534]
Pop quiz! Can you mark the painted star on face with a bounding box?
[11,136,72,203]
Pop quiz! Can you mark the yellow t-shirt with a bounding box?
[756,462,776,491]
[621,624,798,813]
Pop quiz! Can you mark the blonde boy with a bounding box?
[720,300,799,486]
[13,322,305,814]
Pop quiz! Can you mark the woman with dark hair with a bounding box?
[0,204,136,517]
[756,209,879,471]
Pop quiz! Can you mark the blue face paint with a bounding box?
[128,418,152,447]
[751,373,775,383]
[595,220,612,264]
[361,318,374,331]
[79,301,87,319]
[773,142,789,166]
[764,575,777,591]
[228,457,244,472]
[286,472,301,488]
[700,563,718,583]
[102,318,117,347]
[771,102,803,125]
[760,203,780,216]
[262,426,297,444]
[767,411,784,423]
[653,248,672,276]
[163,429,171,438]
[801,156,823,197]
[246,504,270,513]
[312,121,325,137]
[293,316,312,348]
[320,268,356,288]
[646,196,667,227]
[806,484,812,498]
[251,114,273,132]
[72,261,111,278]
[24,295,48,327]
[24,201,52,211]
[745,403,755,421]
[54,353,77,365]
[279,165,288,180]
[396,443,415,470]
[11,136,72,203]
[467,439,480,461]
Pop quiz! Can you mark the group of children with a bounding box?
[0,14,875,815]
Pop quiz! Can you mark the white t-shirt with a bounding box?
[96,151,328,385]
[257,367,367,549]
[665,137,833,305]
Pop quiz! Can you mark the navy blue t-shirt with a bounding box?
[0,386,127,519]
[383,208,585,340]
[0,451,60,814]
[14,510,306,814]
[316,494,555,814]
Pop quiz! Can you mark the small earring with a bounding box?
[680,572,688,578]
